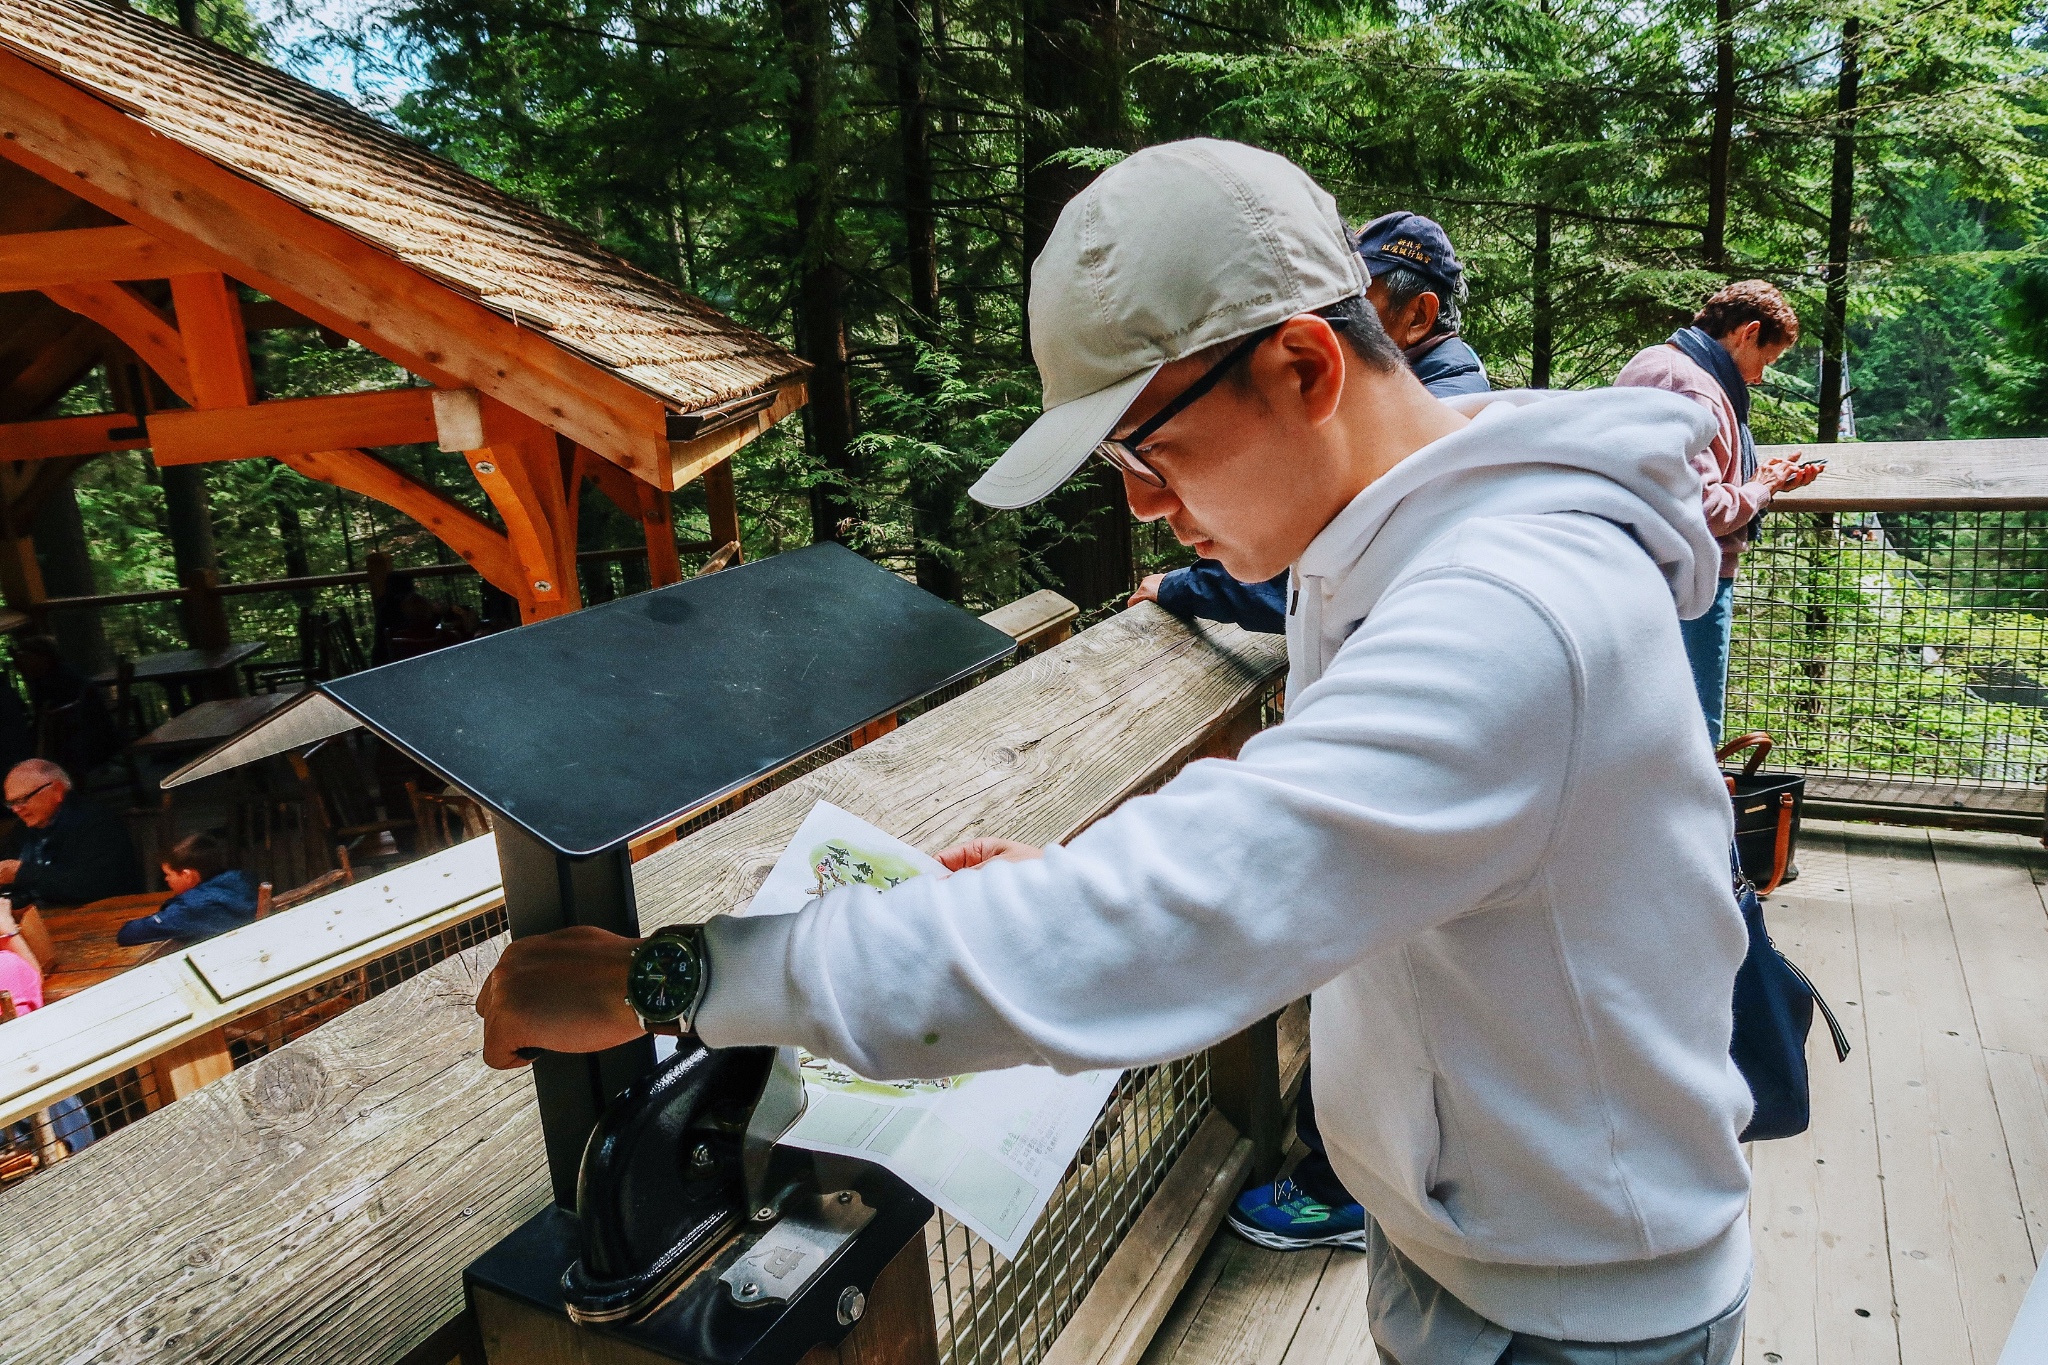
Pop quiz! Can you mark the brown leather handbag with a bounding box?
[1718,732,1803,895]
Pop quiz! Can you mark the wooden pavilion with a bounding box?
[0,0,808,625]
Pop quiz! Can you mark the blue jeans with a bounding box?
[1680,578,1736,748]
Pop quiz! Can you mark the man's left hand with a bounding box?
[476,925,645,1069]
[0,859,21,886]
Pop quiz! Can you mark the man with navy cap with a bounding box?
[1133,211,1490,632]
[481,140,1753,1363]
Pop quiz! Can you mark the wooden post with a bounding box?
[702,456,742,566]
[639,483,682,588]
[1207,1012,1284,1184]
[181,567,232,652]
[150,1026,234,1101]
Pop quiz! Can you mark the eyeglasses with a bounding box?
[1094,306,1355,489]
[1093,325,1280,490]
[5,780,54,811]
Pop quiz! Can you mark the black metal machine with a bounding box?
[163,543,1015,1363]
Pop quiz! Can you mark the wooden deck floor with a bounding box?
[1137,821,2048,1365]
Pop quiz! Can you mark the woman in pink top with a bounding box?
[0,904,95,1152]
[1615,281,1822,744]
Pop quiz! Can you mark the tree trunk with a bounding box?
[780,0,859,546]
[31,477,110,675]
[1020,0,1130,609]
[161,465,219,585]
[1703,0,1735,269]
[176,0,200,38]
[1816,17,1859,443]
[888,0,962,600]
[1531,204,1554,389]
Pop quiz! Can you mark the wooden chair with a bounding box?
[408,784,492,852]
[289,739,411,869]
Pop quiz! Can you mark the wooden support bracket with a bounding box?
[41,281,194,402]
[276,447,521,596]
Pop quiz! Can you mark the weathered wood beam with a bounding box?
[1767,437,2048,512]
[580,447,683,587]
[274,447,521,598]
[169,272,255,409]
[0,605,1284,1365]
[0,411,148,462]
[0,224,203,289]
[41,280,193,402]
[148,387,439,465]
[0,50,675,480]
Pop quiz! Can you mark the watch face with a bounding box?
[628,932,702,1023]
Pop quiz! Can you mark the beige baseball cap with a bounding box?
[969,139,1369,509]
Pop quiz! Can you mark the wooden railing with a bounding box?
[0,600,1282,1365]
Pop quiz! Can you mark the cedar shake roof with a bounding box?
[0,0,805,412]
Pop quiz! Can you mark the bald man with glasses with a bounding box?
[0,759,143,909]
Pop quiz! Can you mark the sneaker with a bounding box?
[1226,1176,1369,1251]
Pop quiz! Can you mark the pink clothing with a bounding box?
[0,944,44,1013]
[1614,343,1772,577]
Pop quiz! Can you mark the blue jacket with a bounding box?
[1155,333,1492,633]
[1408,334,1490,397]
[117,869,259,946]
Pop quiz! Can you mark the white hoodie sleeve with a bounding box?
[696,563,1579,1078]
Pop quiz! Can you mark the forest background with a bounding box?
[45,0,2048,663]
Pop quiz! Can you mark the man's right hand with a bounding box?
[1128,573,1165,608]
[1760,453,1824,494]
[0,859,23,887]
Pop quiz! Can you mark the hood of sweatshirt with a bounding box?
[1288,386,1719,698]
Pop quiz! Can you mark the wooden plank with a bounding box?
[1805,777,2043,817]
[0,51,676,477]
[1743,825,1900,1365]
[1042,1113,1254,1365]
[1929,830,2048,1058]
[702,455,741,564]
[0,960,192,1099]
[0,607,1286,1365]
[42,279,193,401]
[148,387,438,465]
[0,410,149,461]
[1276,1252,1378,1365]
[275,447,520,597]
[1845,825,2035,1361]
[0,224,202,288]
[1767,438,2048,512]
[981,590,1079,651]
[1136,1235,1326,1365]
[187,838,501,1000]
[1985,1049,2048,1262]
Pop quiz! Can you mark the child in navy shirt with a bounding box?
[117,833,259,946]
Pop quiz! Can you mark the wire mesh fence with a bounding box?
[1728,510,2048,805]
[930,1055,1212,1365]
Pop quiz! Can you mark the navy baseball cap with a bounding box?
[1355,211,1463,294]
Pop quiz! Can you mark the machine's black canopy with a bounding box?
[165,543,1014,856]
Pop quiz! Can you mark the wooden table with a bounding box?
[131,685,305,756]
[93,642,268,713]
[38,892,174,1001]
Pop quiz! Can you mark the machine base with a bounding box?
[465,1171,934,1365]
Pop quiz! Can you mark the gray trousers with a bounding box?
[1363,1215,1747,1365]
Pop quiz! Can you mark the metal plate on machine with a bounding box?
[166,542,1015,856]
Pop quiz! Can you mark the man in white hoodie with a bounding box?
[478,140,1755,1362]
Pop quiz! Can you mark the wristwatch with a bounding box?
[625,924,710,1035]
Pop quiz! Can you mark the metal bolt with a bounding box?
[533,580,552,593]
[738,1281,761,1301]
[754,1206,775,1222]
[474,460,496,474]
[836,1286,866,1326]
[837,1191,853,1204]
[690,1144,715,1171]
